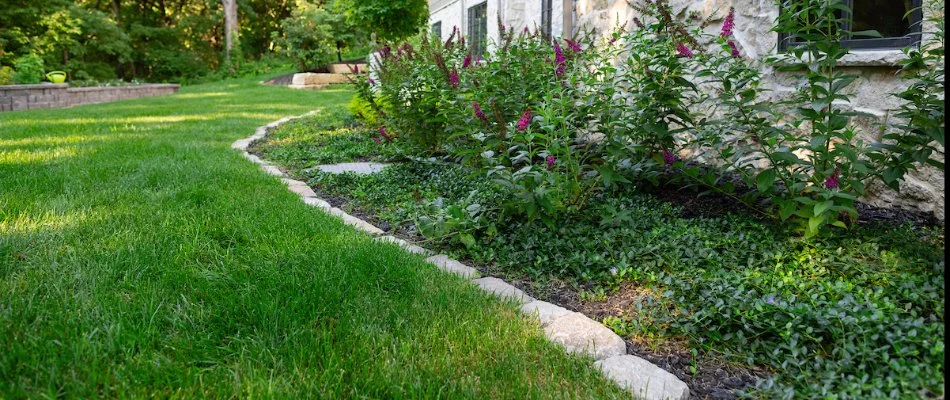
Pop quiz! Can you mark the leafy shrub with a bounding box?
[348,94,380,126]
[273,1,360,71]
[873,0,945,186]
[12,54,44,84]
[0,66,13,85]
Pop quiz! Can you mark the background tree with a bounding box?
[334,0,427,42]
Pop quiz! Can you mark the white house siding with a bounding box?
[429,0,567,49]
[424,0,945,219]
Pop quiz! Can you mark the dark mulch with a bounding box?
[645,181,941,229]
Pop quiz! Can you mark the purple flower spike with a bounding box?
[516,108,532,131]
[368,77,375,85]
[825,166,840,189]
[448,68,460,88]
[462,53,472,68]
[379,126,392,140]
[554,41,566,76]
[565,39,582,52]
[721,8,736,38]
[472,102,488,122]
[663,149,676,165]
[676,42,693,58]
[728,41,740,58]
[546,155,556,170]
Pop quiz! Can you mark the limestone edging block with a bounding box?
[425,254,479,277]
[594,355,690,400]
[543,313,627,361]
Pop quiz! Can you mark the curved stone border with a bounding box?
[232,112,690,400]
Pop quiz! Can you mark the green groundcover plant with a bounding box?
[261,110,944,399]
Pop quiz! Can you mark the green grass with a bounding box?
[0,79,630,398]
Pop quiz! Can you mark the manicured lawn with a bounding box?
[0,79,629,398]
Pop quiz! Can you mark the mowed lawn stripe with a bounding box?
[0,78,628,398]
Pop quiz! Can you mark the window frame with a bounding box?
[541,0,553,40]
[468,1,488,57]
[431,21,442,41]
[778,0,923,51]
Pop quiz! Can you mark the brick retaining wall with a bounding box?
[0,83,180,112]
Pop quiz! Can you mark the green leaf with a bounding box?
[458,233,476,249]
[756,169,777,193]
[813,200,834,217]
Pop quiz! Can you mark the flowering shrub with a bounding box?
[356,0,942,238]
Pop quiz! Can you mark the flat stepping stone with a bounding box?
[377,235,431,256]
[310,162,388,175]
[425,254,479,278]
[471,277,533,304]
[595,355,690,400]
[543,313,627,360]
[521,300,573,326]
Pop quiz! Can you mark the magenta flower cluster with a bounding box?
[546,155,556,170]
[448,68,460,88]
[824,166,841,189]
[721,8,741,58]
[676,42,693,58]
[553,41,566,76]
[472,102,488,122]
[565,39,582,52]
[721,8,735,38]
[517,108,532,131]
[663,149,676,165]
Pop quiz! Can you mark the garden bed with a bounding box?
[249,111,945,400]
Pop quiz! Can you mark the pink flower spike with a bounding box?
[728,41,740,58]
[448,68,460,88]
[368,77,375,85]
[516,108,532,131]
[565,39,582,52]
[824,166,840,189]
[546,155,556,170]
[721,8,736,38]
[676,42,693,58]
[379,126,392,140]
[663,149,676,165]
[462,53,472,68]
[472,102,488,122]
[553,41,566,76]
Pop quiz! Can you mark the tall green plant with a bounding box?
[872,0,945,186]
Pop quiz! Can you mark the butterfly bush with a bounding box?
[355,0,940,236]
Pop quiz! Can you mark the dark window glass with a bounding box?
[780,0,922,50]
[432,21,442,41]
[850,0,913,39]
[541,0,553,40]
[468,2,488,56]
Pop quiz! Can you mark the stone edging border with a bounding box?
[232,112,690,400]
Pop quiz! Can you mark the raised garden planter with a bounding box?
[0,83,180,112]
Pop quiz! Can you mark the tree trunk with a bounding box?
[221,0,239,63]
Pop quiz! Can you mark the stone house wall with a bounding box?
[0,83,180,113]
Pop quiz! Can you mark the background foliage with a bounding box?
[0,0,427,83]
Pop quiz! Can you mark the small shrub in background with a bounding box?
[0,66,13,85]
[12,54,44,84]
